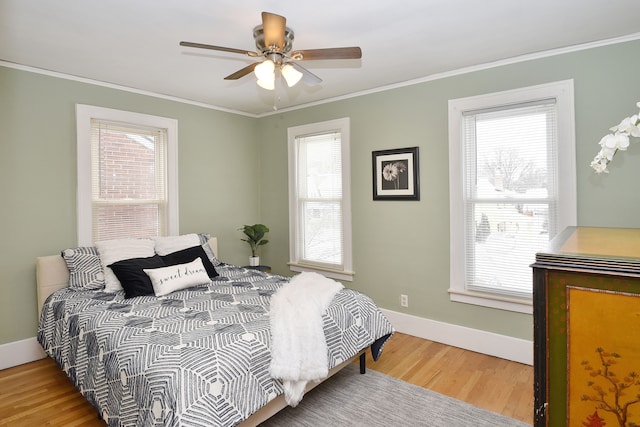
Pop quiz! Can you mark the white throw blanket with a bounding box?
[269,272,344,406]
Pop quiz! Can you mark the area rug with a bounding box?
[260,363,531,426]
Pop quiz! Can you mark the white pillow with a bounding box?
[144,258,210,297]
[154,234,200,256]
[95,238,156,292]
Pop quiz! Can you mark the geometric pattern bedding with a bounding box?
[38,264,394,427]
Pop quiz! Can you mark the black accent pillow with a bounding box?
[161,245,218,279]
[109,255,167,298]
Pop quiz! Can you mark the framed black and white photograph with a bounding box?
[372,146,420,200]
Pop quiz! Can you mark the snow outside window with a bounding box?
[448,81,576,313]
[288,118,353,281]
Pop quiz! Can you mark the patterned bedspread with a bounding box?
[38,265,393,427]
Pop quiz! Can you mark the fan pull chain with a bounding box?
[272,75,283,111]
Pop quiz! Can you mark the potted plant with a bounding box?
[239,224,269,266]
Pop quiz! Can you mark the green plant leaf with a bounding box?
[239,224,269,256]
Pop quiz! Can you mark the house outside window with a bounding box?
[76,105,178,245]
[287,118,353,281]
[448,81,576,313]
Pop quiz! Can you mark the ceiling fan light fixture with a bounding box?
[254,59,275,81]
[254,59,275,90]
[181,12,361,91]
[256,77,275,90]
[281,63,303,87]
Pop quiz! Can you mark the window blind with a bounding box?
[90,119,168,241]
[462,100,558,298]
[295,131,344,267]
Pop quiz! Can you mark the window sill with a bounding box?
[448,289,532,314]
[288,262,354,282]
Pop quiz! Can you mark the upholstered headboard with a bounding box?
[36,237,218,316]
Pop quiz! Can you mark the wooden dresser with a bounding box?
[531,226,640,427]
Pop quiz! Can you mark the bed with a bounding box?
[36,235,393,426]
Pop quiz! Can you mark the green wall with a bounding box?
[257,39,640,341]
[0,66,260,345]
[2,38,640,346]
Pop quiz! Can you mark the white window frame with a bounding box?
[76,104,178,246]
[287,117,354,281]
[448,80,576,313]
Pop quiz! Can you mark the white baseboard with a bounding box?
[0,337,47,370]
[381,309,533,365]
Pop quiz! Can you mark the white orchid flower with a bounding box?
[615,133,630,150]
[600,133,627,152]
[590,152,609,173]
[591,102,640,173]
[590,158,608,173]
[602,145,617,160]
[612,115,640,136]
[600,133,617,148]
[627,114,640,137]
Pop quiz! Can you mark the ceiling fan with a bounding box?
[179,11,362,90]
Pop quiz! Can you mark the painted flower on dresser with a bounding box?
[382,161,407,189]
[591,101,640,173]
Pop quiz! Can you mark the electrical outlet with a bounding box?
[400,294,409,307]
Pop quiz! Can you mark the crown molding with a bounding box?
[3,32,640,119]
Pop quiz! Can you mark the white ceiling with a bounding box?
[2,0,640,116]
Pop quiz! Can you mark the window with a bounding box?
[288,118,353,281]
[76,105,178,245]
[448,81,576,313]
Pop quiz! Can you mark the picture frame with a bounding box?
[372,146,420,200]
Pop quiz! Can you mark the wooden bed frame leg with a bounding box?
[359,352,366,374]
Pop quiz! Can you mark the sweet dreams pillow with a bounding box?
[160,245,218,279]
[144,258,211,297]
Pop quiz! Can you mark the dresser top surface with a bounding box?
[534,227,640,271]
[555,227,640,259]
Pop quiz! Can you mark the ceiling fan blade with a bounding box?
[289,62,323,86]
[291,47,362,61]
[262,11,286,50]
[180,41,258,57]
[224,62,259,80]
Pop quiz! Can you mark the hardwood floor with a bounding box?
[363,333,533,424]
[0,332,533,426]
